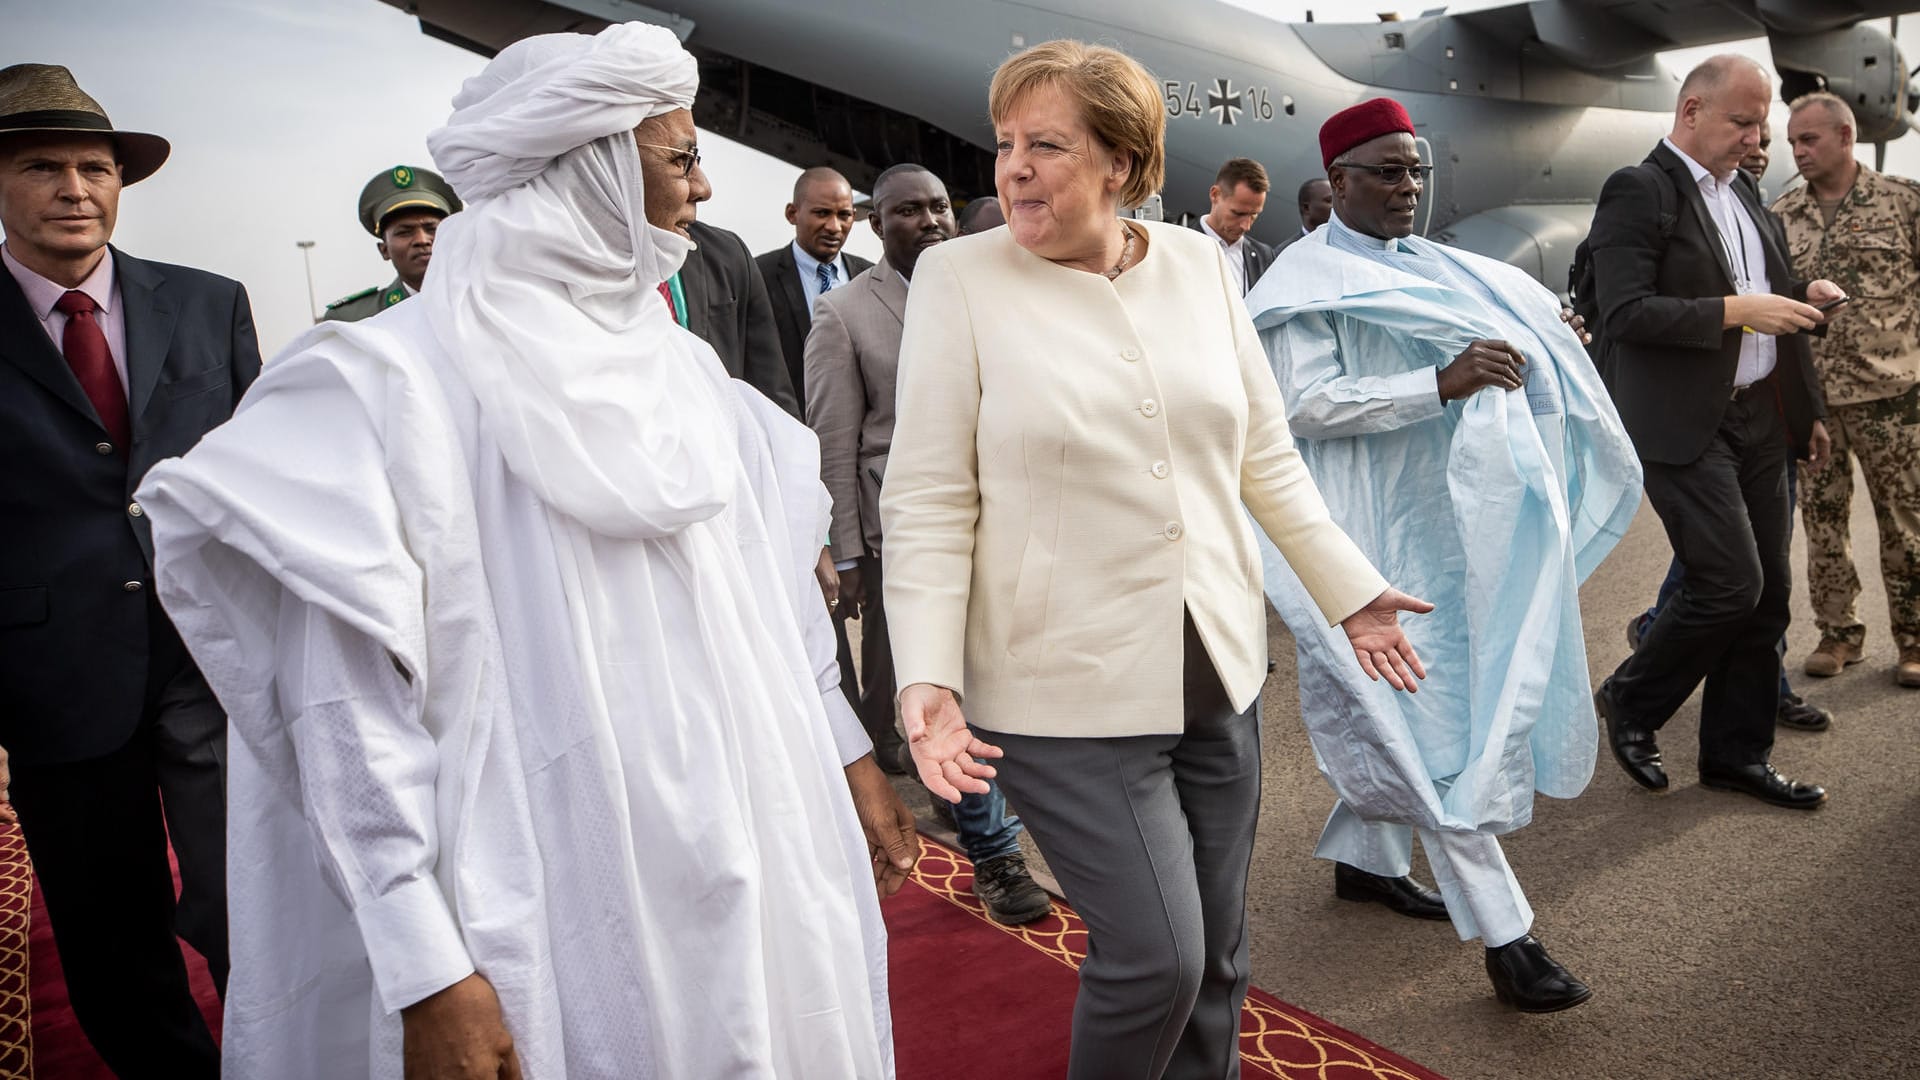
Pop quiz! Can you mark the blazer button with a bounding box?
[1151,460,1169,479]
[1139,398,1159,418]
[1120,346,1141,362]
[128,501,144,518]
[122,580,144,592]
[1164,521,1183,541]
[95,441,114,455]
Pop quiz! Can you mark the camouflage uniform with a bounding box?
[1773,166,1920,654]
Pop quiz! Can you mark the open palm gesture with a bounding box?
[1341,586,1434,692]
[897,683,1003,803]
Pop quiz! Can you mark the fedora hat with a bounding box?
[0,64,170,184]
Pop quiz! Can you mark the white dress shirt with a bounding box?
[3,243,130,396]
[1200,215,1248,295]
[790,239,850,321]
[1661,138,1776,386]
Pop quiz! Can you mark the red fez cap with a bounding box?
[1319,97,1416,170]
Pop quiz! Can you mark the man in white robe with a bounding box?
[136,23,909,1078]
[1247,98,1642,1013]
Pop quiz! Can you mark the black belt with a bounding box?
[1730,380,1770,402]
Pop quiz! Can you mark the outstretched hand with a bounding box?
[898,683,1002,803]
[1340,587,1434,692]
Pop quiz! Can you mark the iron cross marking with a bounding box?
[1207,79,1243,125]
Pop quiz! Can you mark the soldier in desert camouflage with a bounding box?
[1773,91,1920,689]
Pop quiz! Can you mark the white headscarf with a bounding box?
[421,23,728,538]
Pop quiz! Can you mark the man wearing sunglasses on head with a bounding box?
[1246,97,1643,1012]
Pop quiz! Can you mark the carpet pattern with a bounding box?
[0,828,29,1080]
[903,836,1444,1080]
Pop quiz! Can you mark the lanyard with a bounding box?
[1706,184,1754,290]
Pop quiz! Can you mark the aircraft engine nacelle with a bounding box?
[1771,24,1915,143]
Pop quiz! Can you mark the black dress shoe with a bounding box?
[1595,685,1667,791]
[1776,692,1832,732]
[1485,934,1593,1013]
[1699,762,1828,810]
[1334,863,1450,921]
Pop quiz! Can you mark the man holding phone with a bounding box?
[1773,91,1920,689]
[1589,56,1842,810]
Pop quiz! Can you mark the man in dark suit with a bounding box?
[0,64,259,1076]
[1589,54,1841,810]
[678,219,798,415]
[755,167,871,415]
[1276,177,1333,254]
[1193,157,1276,294]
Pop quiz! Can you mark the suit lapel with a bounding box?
[770,252,807,329]
[0,260,102,426]
[115,249,177,433]
[1654,146,1738,290]
[871,258,908,327]
[1732,174,1790,288]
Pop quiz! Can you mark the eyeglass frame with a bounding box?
[1330,161,1434,185]
[636,141,703,178]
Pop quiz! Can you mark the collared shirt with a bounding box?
[3,243,130,396]
[1662,138,1776,387]
[1200,215,1248,295]
[790,239,850,322]
[1771,163,1920,405]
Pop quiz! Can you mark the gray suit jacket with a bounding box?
[804,256,906,562]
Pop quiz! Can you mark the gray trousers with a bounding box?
[988,615,1260,1080]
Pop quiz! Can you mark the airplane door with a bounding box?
[1415,135,1437,237]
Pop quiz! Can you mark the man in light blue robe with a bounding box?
[1245,98,1642,1013]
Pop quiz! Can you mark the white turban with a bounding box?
[416,23,737,539]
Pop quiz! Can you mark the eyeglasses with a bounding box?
[1331,161,1434,185]
[636,142,702,179]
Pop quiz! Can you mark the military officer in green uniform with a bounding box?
[1774,92,1920,689]
[321,164,461,322]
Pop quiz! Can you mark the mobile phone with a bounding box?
[1815,295,1851,313]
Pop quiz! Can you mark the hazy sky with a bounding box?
[7,0,1918,353]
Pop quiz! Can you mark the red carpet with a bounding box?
[888,837,1446,1080]
[0,824,220,1080]
[0,823,1439,1078]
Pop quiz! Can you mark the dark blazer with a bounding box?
[680,221,798,417]
[755,244,872,414]
[0,247,261,764]
[1590,142,1826,465]
[1190,220,1276,291]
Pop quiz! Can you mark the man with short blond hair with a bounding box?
[1773,90,1920,688]
[1195,156,1275,294]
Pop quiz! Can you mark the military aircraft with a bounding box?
[379,0,1920,288]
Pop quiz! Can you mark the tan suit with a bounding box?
[804,257,905,562]
[882,221,1386,738]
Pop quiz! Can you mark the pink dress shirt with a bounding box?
[2,243,131,399]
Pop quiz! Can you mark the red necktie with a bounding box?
[657,280,676,319]
[54,290,129,450]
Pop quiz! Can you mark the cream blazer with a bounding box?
[881,221,1387,738]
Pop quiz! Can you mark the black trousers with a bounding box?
[1605,389,1791,769]
[10,609,226,1079]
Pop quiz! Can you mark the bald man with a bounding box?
[757,167,873,414]
[1590,55,1841,811]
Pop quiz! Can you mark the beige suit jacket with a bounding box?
[882,221,1387,738]
[804,256,907,561]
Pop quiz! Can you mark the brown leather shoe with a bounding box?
[1804,638,1863,677]
[1898,649,1920,689]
